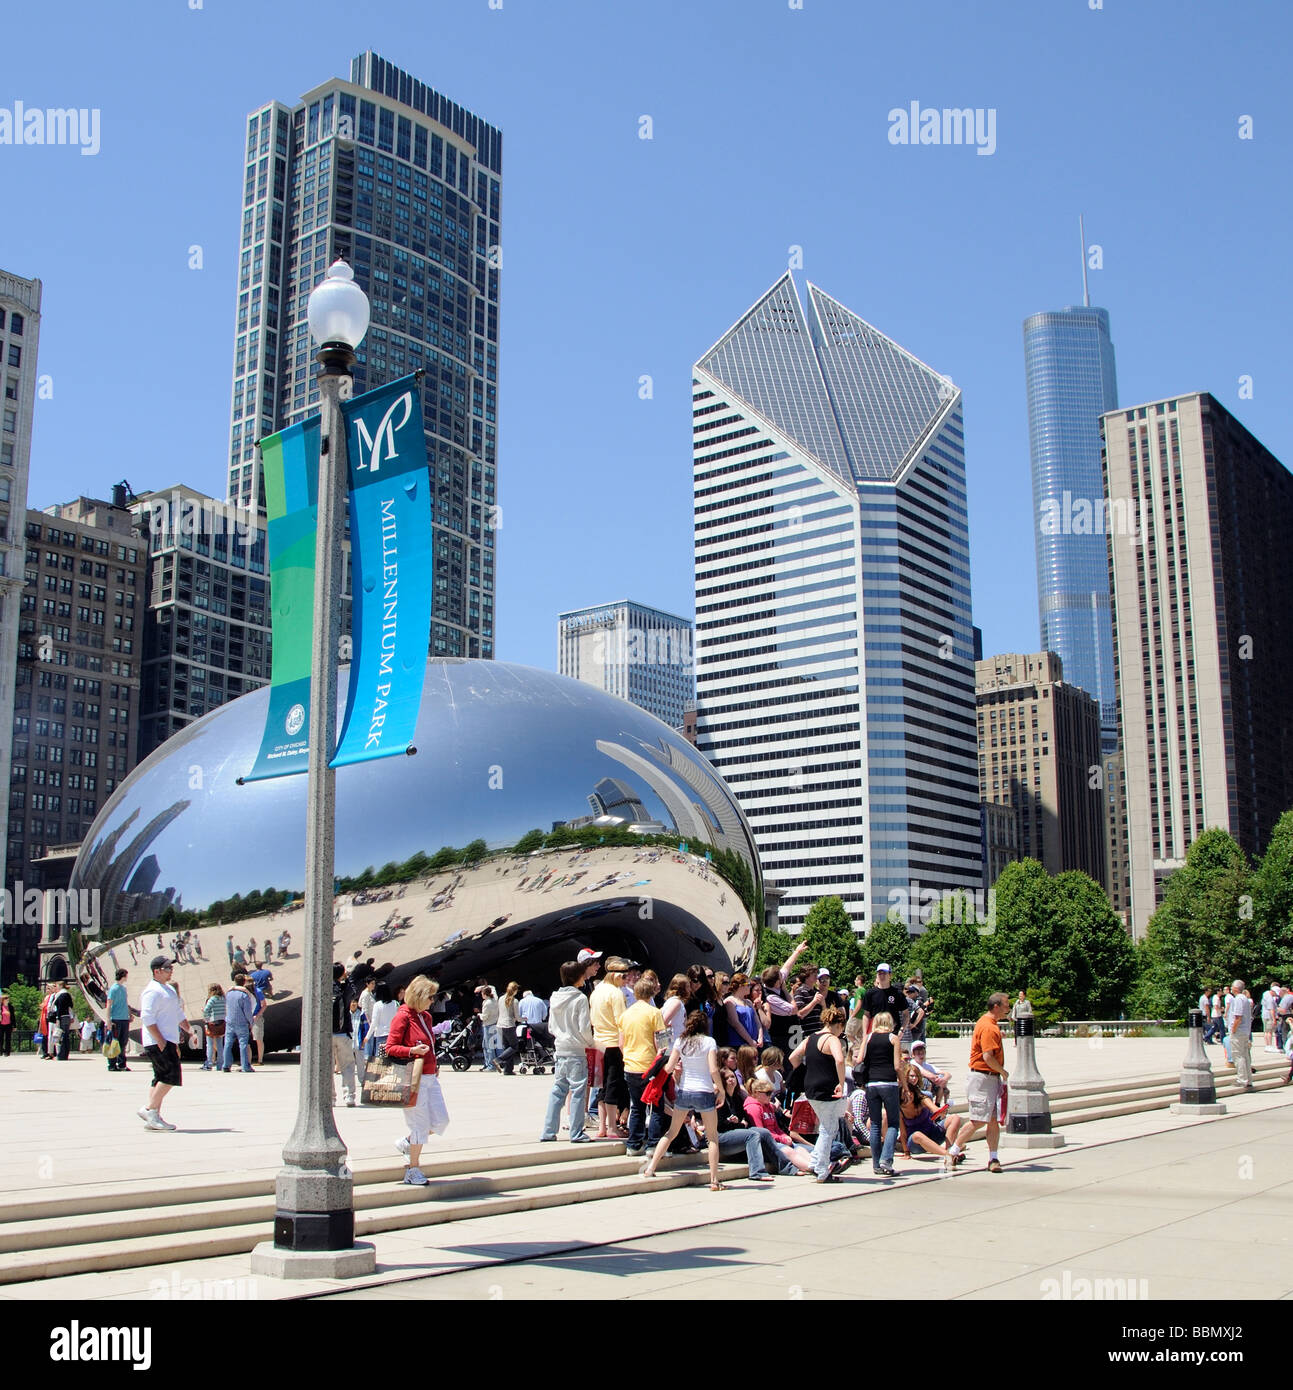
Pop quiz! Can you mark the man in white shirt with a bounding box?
[518,988,553,1052]
[1227,980,1254,1089]
[138,955,197,1131]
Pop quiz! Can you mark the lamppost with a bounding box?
[252,261,376,1279]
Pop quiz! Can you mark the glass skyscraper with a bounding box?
[1023,305,1119,752]
[693,275,980,932]
[227,52,500,659]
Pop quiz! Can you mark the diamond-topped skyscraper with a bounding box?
[692,275,979,932]
[227,52,500,659]
[1023,297,1119,753]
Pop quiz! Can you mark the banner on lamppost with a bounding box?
[244,418,321,783]
[331,372,432,769]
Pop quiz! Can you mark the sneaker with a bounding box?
[570,1133,593,1144]
[395,1134,410,1156]
[625,1146,645,1157]
[137,1108,168,1132]
[538,1136,556,1143]
[402,1166,429,1186]
[987,1158,1003,1173]
[153,1115,177,1131]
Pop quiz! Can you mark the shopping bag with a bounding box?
[104,1037,122,1060]
[788,1098,818,1136]
[361,1053,424,1105]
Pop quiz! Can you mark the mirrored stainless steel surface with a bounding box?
[71,660,762,1049]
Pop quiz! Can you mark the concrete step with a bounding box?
[0,1151,652,1255]
[0,1136,627,1226]
[0,1159,747,1286]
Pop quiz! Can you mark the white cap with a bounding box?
[877,963,892,974]
[577,948,603,964]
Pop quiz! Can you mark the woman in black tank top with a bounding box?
[788,1005,851,1183]
[856,1011,904,1176]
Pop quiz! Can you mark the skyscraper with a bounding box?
[1103,393,1293,935]
[557,600,694,728]
[1023,300,1119,752]
[692,275,979,933]
[1,270,41,911]
[228,52,500,659]
[975,651,1106,884]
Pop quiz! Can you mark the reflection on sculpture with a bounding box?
[70,660,763,1051]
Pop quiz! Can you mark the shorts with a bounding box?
[905,1109,946,1146]
[145,1042,183,1088]
[965,1070,1000,1122]
[600,1046,629,1109]
[674,1087,717,1113]
[251,1015,265,1042]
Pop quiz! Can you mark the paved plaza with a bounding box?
[1,1035,1288,1300]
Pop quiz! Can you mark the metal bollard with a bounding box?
[1171,1008,1226,1116]
[1002,1016,1065,1148]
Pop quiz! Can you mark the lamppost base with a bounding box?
[250,1240,377,1281]
[1170,1101,1227,1116]
[1001,1131,1066,1149]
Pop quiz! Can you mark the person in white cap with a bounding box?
[861,965,909,1041]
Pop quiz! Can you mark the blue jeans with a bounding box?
[223,1028,253,1072]
[204,1027,222,1068]
[867,1082,900,1170]
[808,1097,847,1178]
[716,1127,793,1178]
[540,1054,589,1141]
[481,1023,500,1070]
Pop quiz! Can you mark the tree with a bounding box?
[1047,871,1137,1017]
[461,839,488,866]
[1135,829,1252,1018]
[511,829,545,856]
[753,923,794,975]
[428,846,459,873]
[1252,809,1293,981]
[987,859,1058,996]
[3,976,44,1031]
[858,918,912,984]
[906,918,996,1023]
[797,896,863,984]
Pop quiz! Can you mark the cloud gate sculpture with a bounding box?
[70,660,762,1052]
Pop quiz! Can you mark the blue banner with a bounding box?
[332,373,432,769]
[245,418,321,782]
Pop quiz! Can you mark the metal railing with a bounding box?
[930,1018,1174,1039]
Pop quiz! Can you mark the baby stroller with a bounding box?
[514,1024,555,1075]
[440,1014,481,1073]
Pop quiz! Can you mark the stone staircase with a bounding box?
[0,1140,743,1285]
[1,1056,1284,1285]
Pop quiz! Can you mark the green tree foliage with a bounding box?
[1134,828,1253,1018]
[753,924,794,975]
[511,829,546,856]
[798,896,863,984]
[428,846,459,873]
[858,917,912,983]
[3,975,45,1030]
[906,918,996,1023]
[1048,871,1137,1017]
[1252,809,1293,981]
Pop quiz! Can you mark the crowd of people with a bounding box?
[1198,979,1293,1087]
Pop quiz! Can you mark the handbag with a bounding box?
[641,1054,669,1107]
[104,1037,122,1059]
[788,1097,818,1136]
[362,1051,423,1105]
[207,1019,226,1037]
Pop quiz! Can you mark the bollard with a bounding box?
[1171,1008,1226,1115]
[1001,1016,1065,1148]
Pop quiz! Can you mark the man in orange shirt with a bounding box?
[946,992,1010,1172]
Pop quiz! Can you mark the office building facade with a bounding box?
[1024,305,1119,752]
[1,270,42,929]
[6,497,146,980]
[227,51,500,659]
[976,651,1106,884]
[558,600,694,728]
[692,275,980,932]
[130,485,272,756]
[1104,393,1293,935]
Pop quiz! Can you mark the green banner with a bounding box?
[244,418,321,782]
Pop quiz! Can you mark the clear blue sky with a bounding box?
[4,0,1289,671]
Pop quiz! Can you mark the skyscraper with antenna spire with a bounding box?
[1022,220,1119,754]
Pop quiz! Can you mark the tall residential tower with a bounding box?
[228,52,500,659]
[1023,296,1119,753]
[692,275,979,933]
[1,270,41,907]
[1104,393,1293,934]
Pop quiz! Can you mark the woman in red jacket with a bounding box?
[385,975,450,1185]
